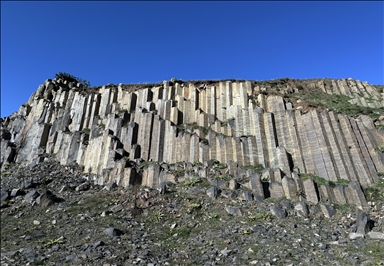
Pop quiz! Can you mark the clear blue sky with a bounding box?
[1,1,383,118]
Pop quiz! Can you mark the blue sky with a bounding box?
[1,1,383,118]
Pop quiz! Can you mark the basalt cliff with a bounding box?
[1,77,384,209]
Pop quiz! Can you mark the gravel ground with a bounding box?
[1,159,384,266]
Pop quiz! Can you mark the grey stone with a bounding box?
[280,200,294,211]
[349,232,364,240]
[110,204,124,213]
[22,247,36,263]
[206,186,220,199]
[0,188,9,204]
[241,190,253,201]
[24,190,40,203]
[36,190,57,207]
[355,211,373,234]
[58,185,68,193]
[225,206,242,216]
[10,188,23,197]
[270,205,287,219]
[229,179,239,190]
[319,204,336,218]
[104,182,117,191]
[294,201,309,217]
[210,179,228,189]
[20,177,34,189]
[93,240,105,248]
[157,182,167,194]
[104,227,123,237]
[367,232,384,239]
[75,183,90,191]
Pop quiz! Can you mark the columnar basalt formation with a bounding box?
[1,77,383,209]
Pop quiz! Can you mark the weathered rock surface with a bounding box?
[1,77,383,208]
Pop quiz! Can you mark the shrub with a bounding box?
[54,72,91,89]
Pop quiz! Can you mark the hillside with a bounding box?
[1,76,384,265]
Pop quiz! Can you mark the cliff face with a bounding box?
[1,77,383,209]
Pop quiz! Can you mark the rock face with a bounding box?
[1,77,384,208]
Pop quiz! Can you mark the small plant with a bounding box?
[108,199,119,205]
[44,236,65,247]
[261,176,270,183]
[82,128,90,134]
[213,175,232,181]
[215,163,228,169]
[192,161,203,167]
[255,211,271,221]
[99,123,106,129]
[363,178,384,202]
[335,179,350,187]
[179,177,200,188]
[242,229,251,235]
[296,188,305,198]
[54,72,91,89]
[187,203,201,213]
[375,146,384,153]
[208,212,219,219]
[152,211,165,222]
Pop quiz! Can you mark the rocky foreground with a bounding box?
[1,158,383,266]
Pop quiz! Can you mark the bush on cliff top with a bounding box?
[54,72,91,89]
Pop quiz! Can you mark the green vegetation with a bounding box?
[209,159,227,169]
[288,90,383,119]
[192,161,203,167]
[299,173,350,187]
[375,146,384,153]
[256,211,272,221]
[151,211,165,222]
[220,117,235,127]
[82,128,90,134]
[333,204,353,212]
[98,122,106,129]
[200,138,209,145]
[44,236,65,247]
[363,178,384,202]
[187,203,201,214]
[54,72,91,89]
[179,177,201,188]
[296,188,305,198]
[261,175,270,183]
[212,175,232,181]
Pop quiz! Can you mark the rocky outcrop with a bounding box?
[1,77,383,209]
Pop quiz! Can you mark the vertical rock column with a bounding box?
[327,111,358,183]
[295,111,316,174]
[338,114,371,186]
[310,110,338,181]
[319,111,349,181]
[149,116,165,162]
[263,112,278,168]
[302,112,328,179]
[285,110,306,173]
[356,118,384,177]
[349,118,379,183]
[253,109,267,167]
[137,112,154,161]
